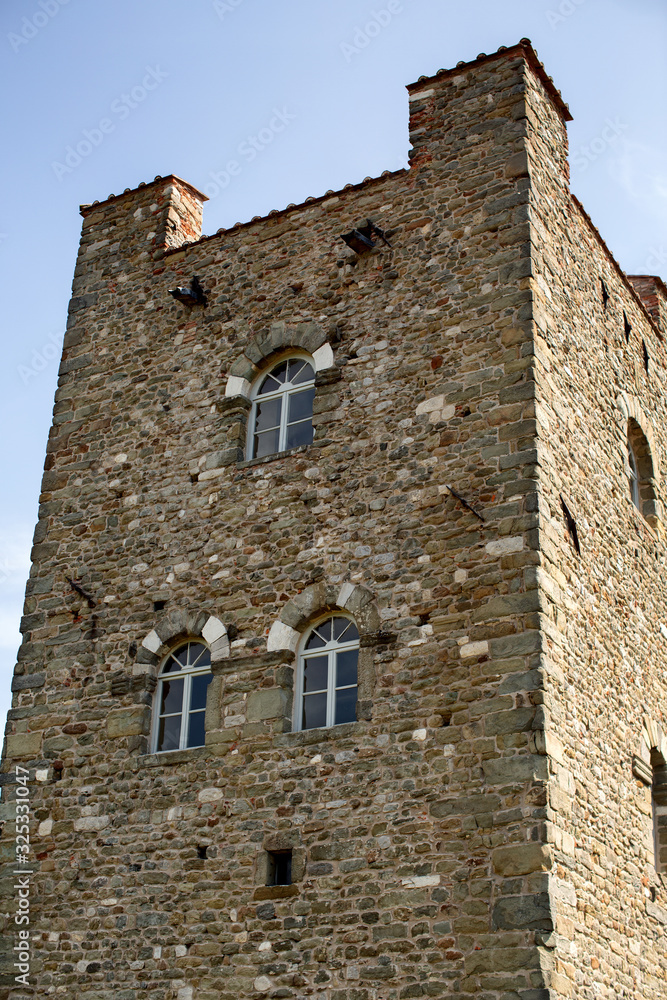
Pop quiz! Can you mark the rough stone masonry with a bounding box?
[1,37,666,1000]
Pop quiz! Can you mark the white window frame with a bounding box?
[151,641,212,753]
[246,353,316,460]
[293,615,359,732]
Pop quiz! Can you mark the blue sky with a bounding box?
[1,0,666,730]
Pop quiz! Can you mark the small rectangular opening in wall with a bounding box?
[560,495,581,556]
[642,340,650,375]
[624,311,632,342]
[601,278,609,308]
[267,850,292,886]
[153,600,167,612]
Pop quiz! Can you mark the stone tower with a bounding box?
[1,38,666,1000]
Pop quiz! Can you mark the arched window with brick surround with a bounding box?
[247,354,315,459]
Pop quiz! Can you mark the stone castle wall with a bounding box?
[525,56,667,999]
[0,39,665,1000]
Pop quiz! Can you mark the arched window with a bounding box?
[152,641,212,752]
[627,419,658,524]
[652,748,667,875]
[294,615,359,731]
[247,355,315,459]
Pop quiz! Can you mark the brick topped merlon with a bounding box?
[162,167,406,257]
[628,275,667,335]
[406,38,573,123]
[79,173,207,218]
[78,175,207,255]
[572,194,664,341]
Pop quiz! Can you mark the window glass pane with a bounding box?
[285,420,314,450]
[157,713,181,752]
[316,619,332,643]
[336,649,358,688]
[288,387,315,423]
[186,710,206,748]
[302,692,327,730]
[254,428,280,458]
[255,397,282,432]
[172,647,190,669]
[305,629,326,650]
[333,617,358,641]
[188,642,208,667]
[264,361,289,387]
[335,686,357,725]
[160,678,184,715]
[188,643,210,668]
[190,672,212,711]
[289,360,315,385]
[257,373,282,395]
[303,655,328,692]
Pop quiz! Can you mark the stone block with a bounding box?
[267,621,299,652]
[107,707,150,738]
[11,672,45,691]
[73,815,110,832]
[472,590,542,622]
[430,794,501,818]
[246,689,288,722]
[492,893,552,931]
[482,754,548,784]
[492,843,552,876]
[4,732,42,758]
[489,630,543,658]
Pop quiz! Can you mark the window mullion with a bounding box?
[327,646,335,727]
[279,388,289,451]
[180,673,190,750]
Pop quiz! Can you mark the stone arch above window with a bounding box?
[224,320,336,400]
[618,392,660,477]
[266,581,383,726]
[139,610,229,671]
[267,581,381,651]
[618,394,662,530]
[138,611,229,753]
